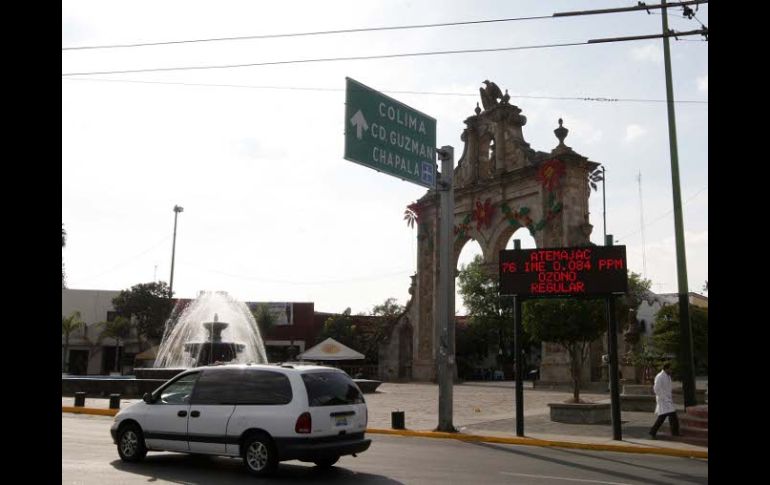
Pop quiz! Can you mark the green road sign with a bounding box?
[344,77,437,188]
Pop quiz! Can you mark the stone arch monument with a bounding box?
[379,81,601,382]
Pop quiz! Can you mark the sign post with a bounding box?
[436,146,455,433]
[344,77,437,188]
[343,79,454,431]
[499,244,628,440]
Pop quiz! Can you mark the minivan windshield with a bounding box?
[301,371,364,406]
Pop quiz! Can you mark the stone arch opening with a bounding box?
[454,238,484,315]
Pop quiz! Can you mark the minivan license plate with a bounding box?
[335,416,348,426]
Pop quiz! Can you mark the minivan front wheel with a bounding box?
[117,423,147,462]
[242,434,277,476]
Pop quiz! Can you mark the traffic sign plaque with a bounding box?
[344,77,437,188]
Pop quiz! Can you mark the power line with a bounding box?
[60,77,708,105]
[618,185,707,241]
[75,235,171,283]
[554,0,707,17]
[61,41,585,76]
[62,14,552,51]
[185,263,412,286]
[61,1,707,52]
[61,29,705,77]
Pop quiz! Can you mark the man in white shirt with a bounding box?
[649,362,681,439]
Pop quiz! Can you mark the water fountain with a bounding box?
[62,291,269,395]
[135,290,268,380]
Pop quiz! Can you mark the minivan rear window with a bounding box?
[192,368,293,405]
[301,371,364,406]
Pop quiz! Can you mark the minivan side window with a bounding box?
[159,372,199,405]
[191,369,293,405]
[301,371,364,406]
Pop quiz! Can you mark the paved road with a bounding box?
[63,414,707,484]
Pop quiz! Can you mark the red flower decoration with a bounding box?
[537,159,566,192]
[472,198,495,231]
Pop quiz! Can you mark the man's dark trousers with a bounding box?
[650,412,680,437]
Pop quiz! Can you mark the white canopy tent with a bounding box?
[298,337,365,361]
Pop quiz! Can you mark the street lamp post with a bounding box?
[169,205,184,298]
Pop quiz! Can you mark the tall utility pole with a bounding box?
[436,146,456,433]
[638,172,648,279]
[169,205,184,298]
[602,166,607,243]
[661,0,697,407]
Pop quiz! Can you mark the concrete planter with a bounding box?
[548,402,611,424]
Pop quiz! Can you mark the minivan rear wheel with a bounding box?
[242,433,277,476]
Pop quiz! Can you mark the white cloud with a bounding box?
[697,74,708,93]
[625,124,647,142]
[631,44,663,63]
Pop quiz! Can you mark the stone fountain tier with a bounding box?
[181,319,247,366]
[183,341,246,366]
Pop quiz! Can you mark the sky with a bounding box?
[62,0,708,314]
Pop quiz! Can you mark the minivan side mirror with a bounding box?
[143,392,154,404]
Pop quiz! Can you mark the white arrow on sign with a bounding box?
[350,110,369,140]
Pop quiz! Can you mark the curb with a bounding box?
[61,408,706,459]
[62,406,118,417]
[366,428,708,459]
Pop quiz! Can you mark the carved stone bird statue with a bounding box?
[479,80,504,110]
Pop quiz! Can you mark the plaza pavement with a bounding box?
[62,380,707,459]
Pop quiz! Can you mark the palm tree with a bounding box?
[99,316,133,374]
[251,304,276,336]
[62,225,67,288]
[62,311,85,372]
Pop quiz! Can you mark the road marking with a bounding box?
[500,472,633,485]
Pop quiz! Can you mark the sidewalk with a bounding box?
[62,381,707,458]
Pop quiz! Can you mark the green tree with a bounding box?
[318,311,386,365]
[630,341,664,384]
[522,298,606,403]
[617,272,652,317]
[99,316,133,373]
[62,311,85,372]
[112,282,174,343]
[652,304,708,377]
[251,303,276,336]
[457,255,532,375]
[371,297,405,318]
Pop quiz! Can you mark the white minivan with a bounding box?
[110,363,371,476]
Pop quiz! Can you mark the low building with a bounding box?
[636,291,708,341]
[61,288,142,375]
[62,289,330,375]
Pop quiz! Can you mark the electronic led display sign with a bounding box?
[499,246,628,297]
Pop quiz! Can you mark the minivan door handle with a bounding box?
[177,410,187,417]
[190,410,200,418]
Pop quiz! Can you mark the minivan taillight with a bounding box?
[295,412,312,434]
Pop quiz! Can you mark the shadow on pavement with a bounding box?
[467,441,706,485]
[111,454,404,484]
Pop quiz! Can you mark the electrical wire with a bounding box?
[185,263,413,286]
[60,77,708,105]
[74,235,171,284]
[62,14,552,51]
[61,29,705,77]
[617,185,707,241]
